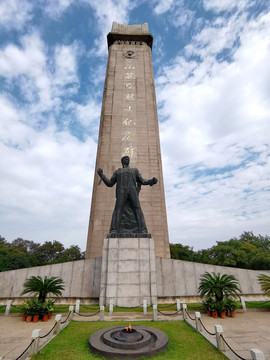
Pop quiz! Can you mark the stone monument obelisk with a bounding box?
[86,22,170,260]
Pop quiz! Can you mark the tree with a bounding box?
[21,276,65,302]
[198,272,241,302]
[35,241,65,264]
[258,274,270,296]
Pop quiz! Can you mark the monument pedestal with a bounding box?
[99,237,157,307]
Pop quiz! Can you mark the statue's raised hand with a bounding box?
[97,168,103,176]
[152,177,158,184]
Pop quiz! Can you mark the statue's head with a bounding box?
[121,156,130,166]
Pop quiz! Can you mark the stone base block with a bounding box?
[99,238,157,307]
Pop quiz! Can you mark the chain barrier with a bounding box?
[198,319,216,336]
[185,309,196,321]
[40,321,57,339]
[157,309,181,316]
[220,334,247,360]
[113,304,143,309]
[61,311,71,324]
[157,303,176,309]
[15,339,35,360]
[80,304,99,310]
[74,310,100,317]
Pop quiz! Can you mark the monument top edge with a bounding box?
[111,21,150,35]
[107,22,153,50]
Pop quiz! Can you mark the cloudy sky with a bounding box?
[0,0,270,251]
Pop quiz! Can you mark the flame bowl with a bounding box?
[89,325,168,359]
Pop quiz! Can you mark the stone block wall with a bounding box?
[1,257,270,303]
[0,258,101,302]
[156,258,270,299]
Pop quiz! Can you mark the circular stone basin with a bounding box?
[89,325,168,359]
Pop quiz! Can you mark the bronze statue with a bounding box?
[97,156,157,236]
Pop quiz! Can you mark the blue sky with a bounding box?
[0,0,270,251]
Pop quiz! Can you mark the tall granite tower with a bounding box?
[86,22,170,259]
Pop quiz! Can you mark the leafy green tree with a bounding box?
[0,236,6,245]
[198,272,241,302]
[35,240,65,264]
[21,276,65,302]
[258,274,270,296]
[170,244,195,261]
[57,245,85,262]
[11,238,40,254]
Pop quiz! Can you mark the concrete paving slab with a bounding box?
[197,311,270,360]
[0,313,70,359]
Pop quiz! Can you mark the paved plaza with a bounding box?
[0,310,269,359]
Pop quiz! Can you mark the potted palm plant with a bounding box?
[41,302,50,322]
[212,302,218,318]
[47,300,54,319]
[217,300,226,319]
[225,298,237,317]
[23,301,33,323]
[202,297,214,316]
[21,275,65,303]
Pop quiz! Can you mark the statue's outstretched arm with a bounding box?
[136,170,158,186]
[97,168,117,187]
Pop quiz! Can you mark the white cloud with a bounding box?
[75,100,100,128]
[0,34,52,110]
[154,0,174,14]
[0,34,81,117]
[0,96,97,249]
[157,10,270,249]
[44,0,74,18]
[0,0,33,30]
[203,0,247,13]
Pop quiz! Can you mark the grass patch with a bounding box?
[245,300,270,309]
[32,320,227,360]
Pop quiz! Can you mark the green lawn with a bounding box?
[32,320,227,360]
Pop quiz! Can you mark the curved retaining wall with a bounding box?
[0,257,269,302]
[156,258,270,298]
[0,258,101,301]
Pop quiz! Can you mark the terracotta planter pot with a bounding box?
[26,315,32,323]
[48,312,52,319]
[220,311,226,319]
[22,314,26,321]
[212,311,218,318]
[207,310,212,317]
[33,315,39,323]
[230,310,236,318]
[43,314,48,322]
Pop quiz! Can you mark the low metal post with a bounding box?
[143,299,147,315]
[195,312,202,332]
[240,296,247,312]
[75,299,80,314]
[4,300,12,316]
[214,325,225,351]
[153,304,158,321]
[250,349,265,360]
[54,314,62,334]
[109,299,114,315]
[29,329,41,356]
[69,305,74,320]
[100,306,104,321]
[176,299,181,313]
[182,304,187,320]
